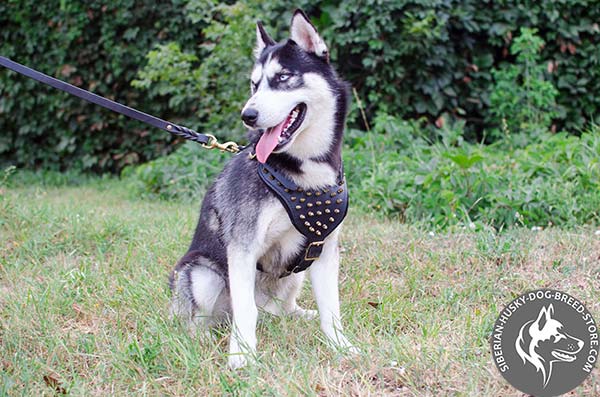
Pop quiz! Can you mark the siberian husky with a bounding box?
[170,9,356,369]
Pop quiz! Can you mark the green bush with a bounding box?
[322,0,600,134]
[0,0,201,172]
[489,27,558,139]
[346,117,600,229]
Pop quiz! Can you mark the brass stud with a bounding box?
[308,211,314,217]
[323,188,329,193]
[329,217,335,222]
[322,224,328,230]
[325,209,331,214]
[284,188,290,193]
[316,211,322,215]
[291,196,297,201]
[300,198,306,203]
[306,192,312,196]
[316,201,322,206]
[334,209,340,213]
[316,221,322,226]
[331,192,337,197]
[336,199,342,204]
[315,191,321,196]
[269,175,275,180]
[299,214,306,219]
[307,203,313,208]
[296,205,301,210]
[325,200,331,205]
[337,188,343,193]
[309,227,315,232]
[297,188,303,192]
[316,230,322,236]
[304,221,311,227]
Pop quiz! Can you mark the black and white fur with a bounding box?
[170,9,355,369]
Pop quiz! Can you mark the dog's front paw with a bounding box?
[227,353,248,370]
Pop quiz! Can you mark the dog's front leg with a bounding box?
[227,247,258,369]
[309,233,357,353]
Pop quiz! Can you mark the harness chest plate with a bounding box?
[257,162,348,277]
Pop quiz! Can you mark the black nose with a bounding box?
[241,108,259,126]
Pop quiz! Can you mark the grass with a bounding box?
[1,175,599,396]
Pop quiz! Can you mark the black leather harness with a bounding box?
[257,161,348,277]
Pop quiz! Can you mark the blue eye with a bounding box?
[278,73,291,82]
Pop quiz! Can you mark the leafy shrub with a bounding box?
[346,116,600,229]
[489,28,558,138]
[322,0,600,134]
[0,0,201,172]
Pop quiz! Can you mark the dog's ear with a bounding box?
[535,305,552,331]
[255,21,275,59]
[290,9,329,62]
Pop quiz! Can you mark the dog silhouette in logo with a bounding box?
[515,304,584,387]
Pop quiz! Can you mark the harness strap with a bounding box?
[257,161,348,277]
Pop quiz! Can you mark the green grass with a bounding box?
[1,176,599,396]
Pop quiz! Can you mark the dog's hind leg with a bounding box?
[259,272,317,319]
[170,257,226,337]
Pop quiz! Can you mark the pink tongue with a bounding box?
[256,119,286,163]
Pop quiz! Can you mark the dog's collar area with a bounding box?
[257,160,348,278]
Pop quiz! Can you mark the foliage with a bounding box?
[321,0,600,135]
[0,0,200,172]
[489,28,558,138]
[345,117,600,229]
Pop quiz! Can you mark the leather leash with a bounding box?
[0,56,240,153]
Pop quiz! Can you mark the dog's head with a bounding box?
[515,304,584,387]
[242,9,345,164]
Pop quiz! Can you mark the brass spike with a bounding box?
[306,192,312,196]
[316,221,322,226]
[331,192,337,197]
[325,200,331,205]
[336,199,342,204]
[299,214,306,219]
[304,221,311,227]
[325,209,331,213]
[284,188,290,193]
[300,198,306,203]
[316,211,322,215]
[329,217,335,222]
[291,196,297,201]
[322,224,328,230]
[315,230,322,236]
[316,201,322,206]
[307,203,313,208]
[315,191,321,196]
[334,209,340,213]
[296,205,301,210]
[308,211,314,216]
[309,227,315,232]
